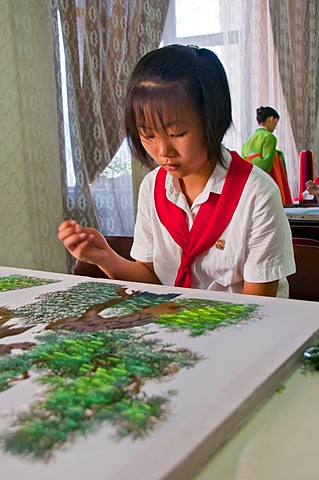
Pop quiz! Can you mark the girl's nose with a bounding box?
[158,138,175,157]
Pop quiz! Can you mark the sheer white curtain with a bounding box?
[161,0,300,197]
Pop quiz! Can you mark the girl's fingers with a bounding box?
[58,221,84,240]
[57,222,106,261]
[58,227,88,250]
[58,220,76,232]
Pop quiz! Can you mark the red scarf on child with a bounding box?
[154,151,253,288]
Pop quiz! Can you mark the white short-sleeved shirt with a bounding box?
[131,148,295,297]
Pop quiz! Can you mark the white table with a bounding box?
[195,366,319,480]
[1,266,319,480]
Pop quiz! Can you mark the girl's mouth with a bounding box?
[165,163,180,171]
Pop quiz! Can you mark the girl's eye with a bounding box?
[171,132,186,138]
[139,131,154,140]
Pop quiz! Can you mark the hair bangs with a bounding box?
[132,82,197,135]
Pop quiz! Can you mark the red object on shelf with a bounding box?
[295,150,315,201]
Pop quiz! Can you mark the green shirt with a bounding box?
[241,127,277,173]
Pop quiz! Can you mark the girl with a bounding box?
[58,45,295,297]
[241,106,293,204]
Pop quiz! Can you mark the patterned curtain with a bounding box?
[50,0,169,260]
[269,0,319,169]
[0,0,67,273]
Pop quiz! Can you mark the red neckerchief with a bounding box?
[154,151,253,288]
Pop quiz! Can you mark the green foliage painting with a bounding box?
[158,297,259,336]
[0,274,58,292]
[0,329,200,460]
[0,280,260,460]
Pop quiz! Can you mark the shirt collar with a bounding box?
[165,146,231,206]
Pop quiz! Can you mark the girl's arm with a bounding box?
[58,220,161,284]
[242,174,295,297]
[243,279,279,297]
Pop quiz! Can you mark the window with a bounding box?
[57,10,134,236]
[161,0,243,151]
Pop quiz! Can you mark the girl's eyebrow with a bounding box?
[137,119,187,129]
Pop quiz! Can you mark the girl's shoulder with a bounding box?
[242,128,269,147]
[255,127,272,136]
[248,162,279,195]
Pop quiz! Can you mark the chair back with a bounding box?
[288,237,319,301]
[74,236,134,278]
[291,237,319,247]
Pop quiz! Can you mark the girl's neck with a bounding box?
[259,123,271,132]
[180,159,216,207]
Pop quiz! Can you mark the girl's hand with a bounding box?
[57,220,110,266]
[306,180,319,196]
[58,220,161,284]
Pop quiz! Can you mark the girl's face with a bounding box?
[137,107,212,179]
[264,116,279,133]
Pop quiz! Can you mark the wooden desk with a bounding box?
[284,206,319,241]
[1,266,319,480]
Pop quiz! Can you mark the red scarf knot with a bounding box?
[181,251,195,266]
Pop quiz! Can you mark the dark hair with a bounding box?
[256,106,280,124]
[125,44,232,169]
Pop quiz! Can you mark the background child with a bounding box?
[241,106,293,204]
[58,45,295,298]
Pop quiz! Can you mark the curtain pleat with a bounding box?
[269,0,319,161]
